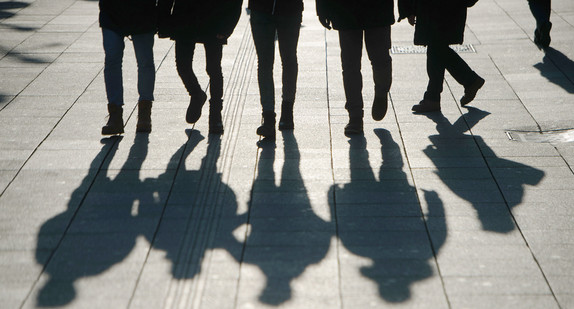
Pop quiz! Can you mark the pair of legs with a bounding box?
[339,26,392,132]
[102,28,155,106]
[175,40,224,133]
[250,9,301,137]
[102,27,155,134]
[528,0,552,49]
[412,43,484,113]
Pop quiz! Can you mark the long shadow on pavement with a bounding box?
[147,132,246,282]
[534,47,574,94]
[35,134,159,306]
[423,107,544,233]
[242,132,332,305]
[332,130,446,303]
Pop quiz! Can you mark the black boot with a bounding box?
[186,91,207,124]
[209,100,224,135]
[344,110,363,135]
[102,104,124,135]
[460,76,485,107]
[534,21,552,50]
[412,99,441,113]
[278,101,294,131]
[371,94,388,121]
[136,100,152,133]
[257,111,276,138]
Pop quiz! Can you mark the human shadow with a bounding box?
[534,47,574,94]
[147,131,246,281]
[331,130,446,303]
[35,134,157,306]
[423,108,545,233]
[242,132,332,305]
[0,1,34,31]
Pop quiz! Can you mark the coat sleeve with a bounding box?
[398,0,416,22]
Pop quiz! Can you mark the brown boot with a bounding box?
[136,100,152,133]
[102,104,124,135]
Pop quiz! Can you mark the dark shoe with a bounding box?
[102,104,124,135]
[534,22,552,50]
[136,100,152,133]
[412,99,440,113]
[278,101,294,131]
[344,117,363,135]
[460,76,485,106]
[209,100,224,135]
[186,91,207,124]
[256,111,276,138]
[371,94,388,121]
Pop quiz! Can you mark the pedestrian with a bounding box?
[249,0,304,139]
[158,0,243,135]
[99,0,157,135]
[316,0,395,135]
[528,0,552,49]
[399,0,485,113]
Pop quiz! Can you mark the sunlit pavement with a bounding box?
[1,0,574,308]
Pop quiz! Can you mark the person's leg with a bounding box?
[441,46,479,86]
[250,10,277,113]
[205,42,224,134]
[339,29,364,119]
[101,28,125,135]
[132,31,155,132]
[175,40,203,96]
[528,0,552,48]
[412,43,444,113]
[102,28,125,107]
[528,0,551,28]
[132,31,156,102]
[364,26,392,121]
[175,40,207,123]
[276,14,302,130]
[251,10,278,137]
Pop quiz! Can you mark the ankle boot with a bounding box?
[278,101,294,131]
[344,116,363,135]
[186,91,208,124]
[209,100,224,135]
[136,100,152,133]
[256,111,276,138]
[102,104,124,135]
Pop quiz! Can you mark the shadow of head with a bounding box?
[37,278,75,307]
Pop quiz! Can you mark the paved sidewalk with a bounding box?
[1,0,574,308]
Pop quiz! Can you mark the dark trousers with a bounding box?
[339,26,392,118]
[250,10,301,112]
[175,40,224,105]
[528,0,551,28]
[424,44,478,102]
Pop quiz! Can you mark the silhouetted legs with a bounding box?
[424,44,478,102]
[528,0,552,49]
[339,26,392,120]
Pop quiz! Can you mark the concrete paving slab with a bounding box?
[2,0,574,308]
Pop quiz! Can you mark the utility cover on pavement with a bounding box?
[391,44,476,54]
[506,129,574,143]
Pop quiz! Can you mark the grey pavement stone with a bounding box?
[2,0,574,307]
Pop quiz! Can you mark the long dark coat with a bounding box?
[399,0,478,46]
[248,0,304,17]
[99,0,157,36]
[316,0,395,30]
[158,0,243,43]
